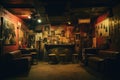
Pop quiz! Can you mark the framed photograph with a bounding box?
[101,24,103,29]
[75,27,80,32]
[61,30,65,37]
[103,25,105,29]
[43,38,47,43]
[3,19,16,45]
[100,32,102,37]
[44,24,50,31]
[105,27,108,32]
[109,18,112,36]
[75,33,80,40]
[51,31,55,36]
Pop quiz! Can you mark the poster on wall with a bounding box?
[3,19,16,45]
[95,18,109,37]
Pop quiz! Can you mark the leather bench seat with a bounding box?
[0,50,32,77]
[88,56,104,62]
[87,50,120,73]
[88,56,104,71]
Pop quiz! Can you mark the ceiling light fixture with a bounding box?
[37,19,42,23]
[67,21,71,25]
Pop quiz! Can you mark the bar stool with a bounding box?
[31,52,38,64]
[59,53,67,64]
[59,48,69,64]
[48,49,58,64]
[48,53,58,64]
[30,48,38,65]
[72,53,79,63]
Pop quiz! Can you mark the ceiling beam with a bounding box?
[0,3,34,8]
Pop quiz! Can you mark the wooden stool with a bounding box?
[31,52,38,64]
[72,54,79,63]
[48,54,58,64]
[59,54,67,64]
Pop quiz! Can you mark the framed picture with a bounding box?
[75,27,80,32]
[75,33,80,40]
[105,27,108,32]
[101,24,103,29]
[43,38,47,43]
[3,19,16,45]
[44,24,50,31]
[61,30,65,37]
[51,31,55,36]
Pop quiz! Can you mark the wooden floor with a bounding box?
[2,61,116,80]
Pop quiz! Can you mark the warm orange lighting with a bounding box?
[17,15,30,19]
[78,19,90,24]
[28,15,31,19]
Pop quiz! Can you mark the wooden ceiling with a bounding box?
[0,0,119,27]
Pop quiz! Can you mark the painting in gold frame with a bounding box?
[3,19,16,45]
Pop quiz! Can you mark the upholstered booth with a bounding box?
[83,48,99,65]
[20,48,38,64]
[0,50,32,77]
[88,50,120,72]
[84,49,120,75]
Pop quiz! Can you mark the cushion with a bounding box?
[88,56,104,62]
[98,50,119,59]
[9,50,22,58]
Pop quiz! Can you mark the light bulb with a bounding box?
[37,19,42,23]
[28,15,31,19]
[68,21,71,25]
